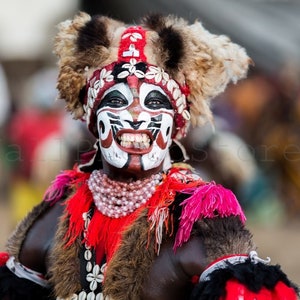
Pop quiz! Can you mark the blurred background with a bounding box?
[0,0,299,285]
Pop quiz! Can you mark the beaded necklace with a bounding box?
[88,170,162,218]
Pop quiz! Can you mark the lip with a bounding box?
[116,129,154,154]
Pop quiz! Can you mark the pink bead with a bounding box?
[87,170,162,218]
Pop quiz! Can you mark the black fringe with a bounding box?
[190,260,299,300]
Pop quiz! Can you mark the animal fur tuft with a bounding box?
[194,216,255,263]
[77,16,110,52]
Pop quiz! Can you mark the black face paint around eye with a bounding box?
[144,91,172,110]
[98,90,129,109]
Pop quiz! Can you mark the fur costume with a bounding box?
[0,12,299,300]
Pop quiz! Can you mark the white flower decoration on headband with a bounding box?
[145,66,170,85]
[117,58,146,79]
[122,32,143,42]
[145,67,190,118]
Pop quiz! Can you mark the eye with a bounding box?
[144,91,172,110]
[98,90,128,109]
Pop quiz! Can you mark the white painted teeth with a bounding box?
[119,133,151,149]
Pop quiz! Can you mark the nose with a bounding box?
[127,97,142,121]
[126,120,144,130]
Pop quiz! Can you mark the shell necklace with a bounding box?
[88,170,162,218]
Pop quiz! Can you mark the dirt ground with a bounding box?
[1,200,299,287]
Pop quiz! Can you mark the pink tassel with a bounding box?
[43,170,75,204]
[174,182,246,250]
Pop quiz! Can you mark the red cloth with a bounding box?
[222,279,298,300]
[8,109,63,177]
[0,252,9,266]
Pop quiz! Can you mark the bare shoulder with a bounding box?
[8,200,65,274]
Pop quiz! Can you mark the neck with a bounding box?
[101,159,164,182]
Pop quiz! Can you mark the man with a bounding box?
[0,12,298,300]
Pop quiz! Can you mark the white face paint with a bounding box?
[96,82,174,171]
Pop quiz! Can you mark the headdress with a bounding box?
[54,12,251,139]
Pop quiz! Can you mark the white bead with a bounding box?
[78,291,87,300]
[87,292,96,300]
[95,293,103,300]
[90,280,98,291]
[86,261,93,272]
[84,250,92,261]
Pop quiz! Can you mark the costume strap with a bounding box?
[200,251,271,282]
[200,254,249,282]
[6,256,50,288]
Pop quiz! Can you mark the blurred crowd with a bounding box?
[182,63,300,223]
[216,65,300,219]
[0,64,95,224]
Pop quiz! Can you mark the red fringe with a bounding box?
[147,167,203,252]
[222,279,298,300]
[148,167,203,216]
[87,208,143,264]
[64,170,148,263]
[63,172,92,247]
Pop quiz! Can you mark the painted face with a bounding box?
[96,81,174,171]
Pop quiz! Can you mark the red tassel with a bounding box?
[147,167,203,253]
[64,172,92,247]
[272,281,298,300]
[0,252,9,266]
[87,208,143,264]
[63,168,147,262]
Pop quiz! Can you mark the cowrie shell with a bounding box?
[84,250,92,261]
[87,292,96,300]
[182,110,191,120]
[78,291,87,300]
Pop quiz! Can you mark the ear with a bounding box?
[54,12,124,119]
[184,22,252,126]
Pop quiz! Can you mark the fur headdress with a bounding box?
[54,12,251,138]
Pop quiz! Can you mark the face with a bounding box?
[96,81,174,172]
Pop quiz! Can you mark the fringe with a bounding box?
[147,167,203,253]
[63,172,92,247]
[174,182,246,250]
[190,260,299,300]
[43,169,79,204]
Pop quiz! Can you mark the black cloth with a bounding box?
[190,260,299,300]
[0,266,53,300]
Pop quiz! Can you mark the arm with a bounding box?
[190,217,299,300]
[0,200,64,299]
[141,236,207,300]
